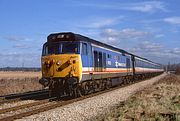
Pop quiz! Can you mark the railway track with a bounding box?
[0,74,158,121]
[0,99,50,114]
[0,89,49,105]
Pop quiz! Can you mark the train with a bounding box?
[39,32,164,97]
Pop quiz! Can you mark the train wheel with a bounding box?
[49,81,58,98]
[126,76,129,84]
[85,81,91,94]
[92,81,98,92]
[78,83,86,96]
[106,78,112,89]
[66,78,79,98]
[68,83,78,98]
[100,79,107,90]
[73,86,78,98]
[69,86,75,98]
[122,76,126,85]
[96,80,101,90]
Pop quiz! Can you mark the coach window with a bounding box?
[82,43,88,55]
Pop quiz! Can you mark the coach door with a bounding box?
[94,51,103,71]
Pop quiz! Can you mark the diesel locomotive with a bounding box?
[39,32,164,97]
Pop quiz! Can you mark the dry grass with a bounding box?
[94,74,180,121]
[0,71,43,96]
[0,71,41,78]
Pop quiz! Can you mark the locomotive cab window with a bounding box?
[82,43,88,55]
[42,42,80,56]
[42,43,48,56]
[62,42,79,54]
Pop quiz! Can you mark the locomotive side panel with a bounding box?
[81,43,133,81]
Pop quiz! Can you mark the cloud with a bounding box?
[128,41,180,64]
[169,48,180,55]
[4,36,31,42]
[128,41,163,54]
[100,28,149,44]
[78,1,166,13]
[155,34,165,38]
[12,44,32,49]
[88,18,119,28]
[164,16,180,24]
[122,1,166,13]
[78,16,124,29]
[139,41,163,52]
[105,28,149,38]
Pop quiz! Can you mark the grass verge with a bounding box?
[94,74,180,121]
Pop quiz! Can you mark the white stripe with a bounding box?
[82,67,94,71]
[135,67,163,72]
[82,67,132,72]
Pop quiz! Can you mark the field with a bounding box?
[0,71,43,96]
[94,74,180,121]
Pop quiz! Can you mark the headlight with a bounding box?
[56,60,61,66]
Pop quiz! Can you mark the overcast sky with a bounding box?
[0,0,180,67]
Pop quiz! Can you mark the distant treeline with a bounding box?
[0,67,41,72]
[167,63,180,71]
[166,63,180,74]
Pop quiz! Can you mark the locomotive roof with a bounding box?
[47,32,161,66]
[48,32,129,53]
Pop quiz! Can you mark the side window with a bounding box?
[108,54,111,59]
[118,56,120,61]
[42,45,48,56]
[82,43,87,55]
[45,46,48,55]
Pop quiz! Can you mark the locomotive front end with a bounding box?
[40,54,82,86]
[39,33,82,97]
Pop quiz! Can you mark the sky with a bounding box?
[0,0,180,67]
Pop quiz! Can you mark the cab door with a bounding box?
[81,42,89,71]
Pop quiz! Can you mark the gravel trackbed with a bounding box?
[17,73,167,121]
